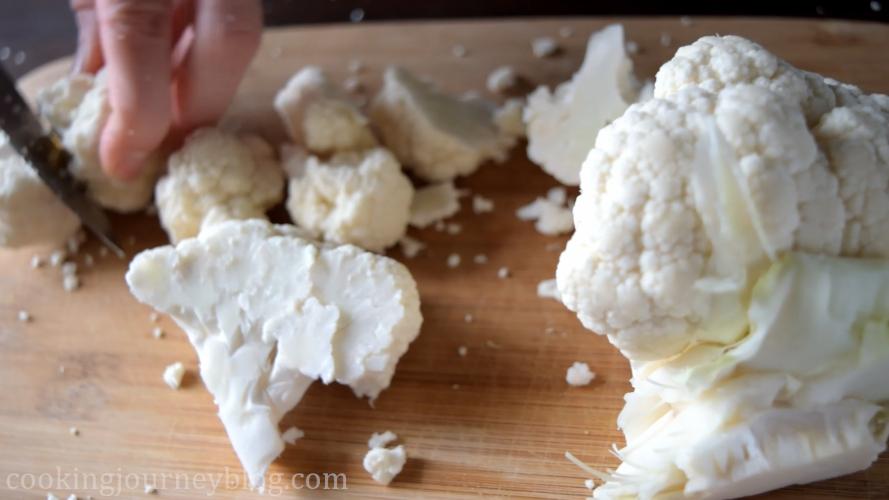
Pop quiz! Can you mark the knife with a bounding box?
[0,65,125,258]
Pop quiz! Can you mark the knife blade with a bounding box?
[0,65,124,258]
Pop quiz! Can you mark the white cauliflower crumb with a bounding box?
[163,362,185,390]
[516,188,574,235]
[62,274,80,292]
[47,494,59,500]
[494,98,527,139]
[143,485,157,495]
[284,147,413,252]
[446,223,462,235]
[398,235,425,258]
[31,255,44,268]
[409,181,461,228]
[458,345,468,357]
[487,66,519,94]
[537,279,560,301]
[472,195,495,214]
[497,267,510,279]
[679,15,693,26]
[281,427,304,445]
[156,128,284,243]
[451,44,468,58]
[464,314,473,323]
[524,24,643,185]
[531,36,560,58]
[565,362,595,386]
[368,430,398,449]
[149,312,159,323]
[274,66,377,155]
[0,133,81,248]
[447,253,461,268]
[659,32,672,47]
[18,310,31,322]
[152,327,165,339]
[69,426,80,436]
[370,66,515,182]
[363,445,406,485]
[559,26,574,38]
[473,253,488,264]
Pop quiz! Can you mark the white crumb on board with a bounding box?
[566,362,596,386]
[163,362,185,390]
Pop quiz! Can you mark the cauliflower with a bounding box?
[524,24,644,185]
[591,253,889,499]
[558,35,889,362]
[494,98,526,140]
[408,181,461,228]
[126,219,422,488]
[0,132,80,248]
[155,128,284,243]
[274,66,377,154]
[36,73,161,212]
[284,146,413,252]
[369,66,514,182]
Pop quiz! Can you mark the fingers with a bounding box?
[172,0,262,134]
[95,0,174,180]
[70,0,103,73]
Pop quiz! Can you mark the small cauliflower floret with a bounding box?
[155,128,284,243]
[284,146,413,252]
[408,181,461,228]
[370,66,514,182]
[494,98,526,140]
[58,73,161,212]
[524,24,643,185]
[274,66,377,154]
[592,254,889,499]
[0,133,80,248]
[364,446,407,485]
[516,187,574,236]
[35,73,94,131]
[126,219,422,488]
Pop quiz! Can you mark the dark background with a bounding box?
[2,0,887,78]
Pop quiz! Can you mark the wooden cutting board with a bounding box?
[2,17,888,499]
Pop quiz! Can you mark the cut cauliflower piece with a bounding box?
[51,73,161,212]
[591,253,889,499]
[370,66,514,182]
[155,128,284,243]
[516,187,574,236]
[494,98,526,140]
[125,219,423,488]
[284,146,413,252]
[558,35,889,361]
[408,181,461,228]
[524,24,643,185]
[274,66,377,154]
[0,132,80,248]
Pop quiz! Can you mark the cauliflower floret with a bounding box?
[524,24,643,185]
[274,66,377,154]
[494,98,526,140]
[155,128,284,243]
[35,73,94,132]
[284,146,413,252]
[558,35,889,362]
[126,219,422,488]
[50,73,163,212]
[0,133,80,248]
[369,66,514,182]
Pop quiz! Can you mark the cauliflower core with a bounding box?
[558,35,889,362]
[37,73,161,212]
[126,219,423,488]
[524,24,643,185]
[370,66,514,182]
[284,146,413,252]
[0,133,80,248]
[274,66,377,154]
[155,128,284,243]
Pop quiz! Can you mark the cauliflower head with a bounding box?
[126,219,422,488]
[284,146,413,252]
[156,128,284,243]
[0,133,80,248]
[369,66,514,182]
[274,66,377,154]
[558,35,889,361]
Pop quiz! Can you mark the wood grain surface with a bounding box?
[2,17,888,499]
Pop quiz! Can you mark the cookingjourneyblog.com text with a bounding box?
[4,467,348,496]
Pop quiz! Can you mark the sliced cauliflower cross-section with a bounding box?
[370,66,515,182]
[155,128,284,243]
[284,146,413,252]
[524,24,643,186]
[274,66,377,155]
[125,219,423,488]
[0,132,80,248]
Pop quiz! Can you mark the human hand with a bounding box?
[71,0,262,180]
